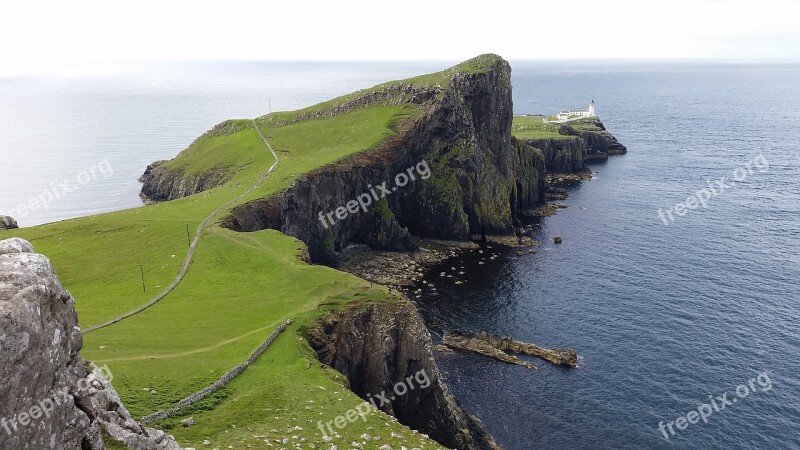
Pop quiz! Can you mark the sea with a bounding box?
[1,60,798,449]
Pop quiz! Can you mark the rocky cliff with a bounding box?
[0,237,182,450]
[523,135,587,174]
[223,55,546,262]
[307,300,497,450]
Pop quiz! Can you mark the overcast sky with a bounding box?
[2,0,799,74]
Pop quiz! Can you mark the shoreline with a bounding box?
[337,234,540,292]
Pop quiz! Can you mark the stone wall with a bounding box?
[141,320,291,424]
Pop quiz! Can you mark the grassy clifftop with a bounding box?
[263,53,506,125]
[153,105,416,198]
[511,115,611,140]
[511,116,572,140]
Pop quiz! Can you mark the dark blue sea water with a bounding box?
[1,60,798,449]
[417,61,800,450]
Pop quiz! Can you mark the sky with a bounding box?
[1,0,799,74]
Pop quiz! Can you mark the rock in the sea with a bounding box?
[0,215,18,229]
[0,238,182,450]
[442,333,537,370]
[443,330,578,368]
[553,236,563,244]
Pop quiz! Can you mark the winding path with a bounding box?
[82,120,278,334]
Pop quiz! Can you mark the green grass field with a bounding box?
[1,98,443,448]
[511,115,572,140]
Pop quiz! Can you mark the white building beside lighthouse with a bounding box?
[555,100,596,122]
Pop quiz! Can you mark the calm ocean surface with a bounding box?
[1,61,798,449]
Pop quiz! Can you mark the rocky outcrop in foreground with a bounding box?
[308,300,498,450]
[443,330,578,368]
[0,237,181,450]
[1,215,18,230]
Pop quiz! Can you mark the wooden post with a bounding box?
[139,265,146,293]
[186,224,191,247]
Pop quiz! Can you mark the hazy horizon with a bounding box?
[5,57,800,78]
[3,0,800,76]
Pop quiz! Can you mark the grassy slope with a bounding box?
[511,115,571,140]
[161,119,257,176]
[0,101,444,448]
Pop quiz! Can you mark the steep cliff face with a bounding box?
[522,135,587,174]
[307,300,497,450]
[0,238,181,450]
[224,55,546,262]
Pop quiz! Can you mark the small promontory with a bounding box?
[511,115,627,174]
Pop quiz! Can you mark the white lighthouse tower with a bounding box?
[588,100,596,116]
